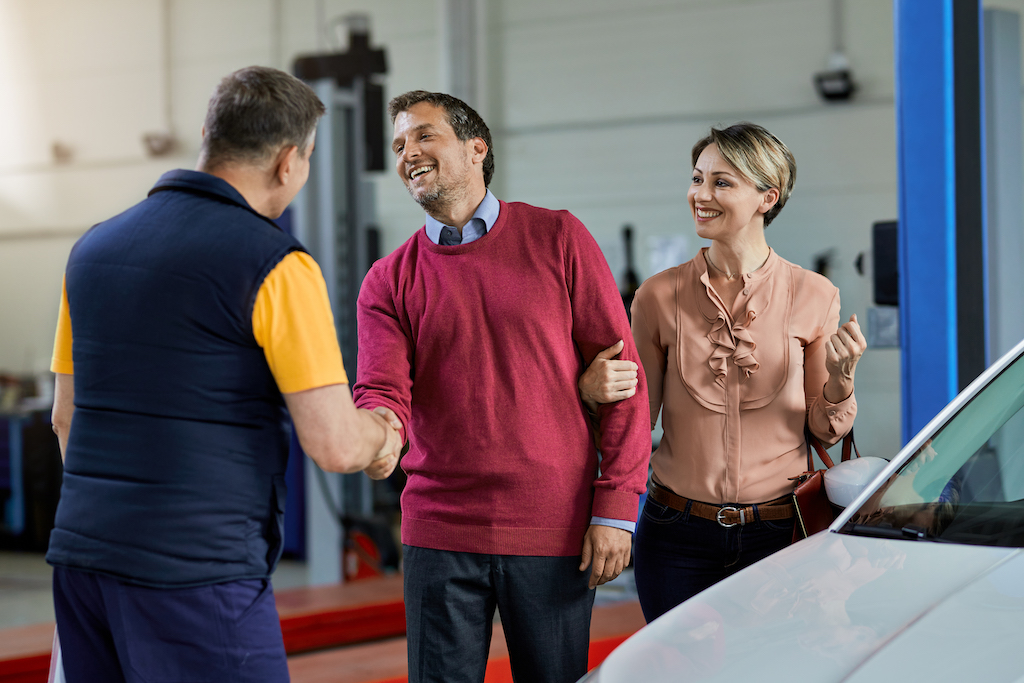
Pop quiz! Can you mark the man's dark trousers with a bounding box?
[403,546,596,683]
[53,566,289,683]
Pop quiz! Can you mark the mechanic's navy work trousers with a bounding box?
[403,546,595,683]
[633,494,794,623]
[52,567,289,683]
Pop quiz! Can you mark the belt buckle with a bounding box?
[716,505,744,528]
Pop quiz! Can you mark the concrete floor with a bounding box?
[0,552,53,629]
[0,551,637,630]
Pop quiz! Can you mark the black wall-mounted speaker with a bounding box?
[872,221,898,306]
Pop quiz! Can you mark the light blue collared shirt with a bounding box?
[424,189,500,245]
[421,189,636,535]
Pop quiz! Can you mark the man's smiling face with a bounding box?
[392,101,479,216]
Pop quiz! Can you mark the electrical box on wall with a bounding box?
[868,307,899,348]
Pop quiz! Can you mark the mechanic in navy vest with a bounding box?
[46,66,401,683]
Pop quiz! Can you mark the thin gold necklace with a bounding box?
[705,250,770,281]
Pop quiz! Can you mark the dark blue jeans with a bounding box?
[403,546,595,683]
[633,495,794,623]
[53,567,289,683]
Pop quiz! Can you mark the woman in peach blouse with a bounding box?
[581,122,866,622]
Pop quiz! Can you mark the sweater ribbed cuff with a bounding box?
[591,488,641,523]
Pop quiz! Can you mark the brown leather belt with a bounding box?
[648,480,794,528]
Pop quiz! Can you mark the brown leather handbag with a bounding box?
[791,430,858,542]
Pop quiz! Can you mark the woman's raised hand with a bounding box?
[823,313,866,402]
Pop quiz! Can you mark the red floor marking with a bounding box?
[363,634,632,683]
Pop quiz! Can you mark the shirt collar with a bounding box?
[424,189,500,245]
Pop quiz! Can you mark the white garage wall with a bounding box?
[0,0,173,376]
[2,0,1013,460]
[489,0,900,458]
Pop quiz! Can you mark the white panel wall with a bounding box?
[494,0,900,457]
[8,0,1019,460]
[0,0,176,376]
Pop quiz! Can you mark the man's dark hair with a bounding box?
[388,91,494,187]
[202,66,326,169]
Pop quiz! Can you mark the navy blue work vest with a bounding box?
[47,170,306,587]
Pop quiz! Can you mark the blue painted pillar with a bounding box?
[895,0,987,443]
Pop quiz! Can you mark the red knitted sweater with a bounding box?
[354,201,651,556]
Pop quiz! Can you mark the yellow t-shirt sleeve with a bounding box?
[50,275,74,375]
[252,251,348,393]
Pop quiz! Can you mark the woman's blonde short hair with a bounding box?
[691,123,796,227]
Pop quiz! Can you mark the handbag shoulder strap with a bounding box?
[806,433,836,470]
[805,429,858,470]
[841,429,859,462]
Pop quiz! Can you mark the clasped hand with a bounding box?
[365,406,403,480]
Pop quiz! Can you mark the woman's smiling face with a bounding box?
[688,143,776,241]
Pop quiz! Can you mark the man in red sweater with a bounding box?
[353,91,650,683]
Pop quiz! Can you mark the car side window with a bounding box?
[848,353,1024,547]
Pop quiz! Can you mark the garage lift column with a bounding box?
[894,0,986,443]
[292,18,387,585]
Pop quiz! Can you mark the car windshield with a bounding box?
[843,349,1024,547]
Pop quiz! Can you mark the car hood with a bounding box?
[598,532,1024,682]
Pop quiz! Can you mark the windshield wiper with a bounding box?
[843,523,955,542]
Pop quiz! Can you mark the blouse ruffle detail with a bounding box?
[707,310,759,387]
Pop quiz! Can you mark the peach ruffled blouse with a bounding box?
[631,248,856,504]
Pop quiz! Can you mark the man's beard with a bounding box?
[412,187,445,213]
[408,177,460,217]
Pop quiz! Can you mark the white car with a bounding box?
[582,338,1024,682]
